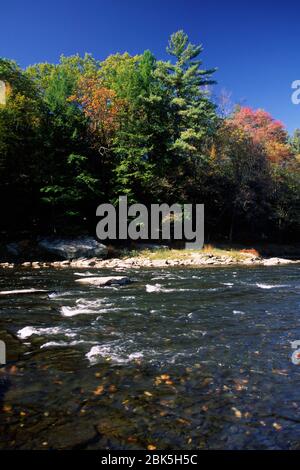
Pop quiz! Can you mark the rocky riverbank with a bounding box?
[0,251,299,269]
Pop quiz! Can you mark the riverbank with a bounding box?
[1,247,299,269]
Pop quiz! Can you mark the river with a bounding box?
[0,265,300,449]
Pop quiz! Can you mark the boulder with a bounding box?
[263,257,295,266]
[38,237,108,260]
[0,288,48,296]
[75,276,131,287]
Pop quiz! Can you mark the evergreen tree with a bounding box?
[155,30,218,159]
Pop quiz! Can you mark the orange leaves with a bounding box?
[93,385,104,396]
[239,248,260,257]
[3,404,12,413]
[231,407,242,419]
[154,374,173,386]
[7,365,18,375]
[233,378,248,392]
[93,382,117,396]
[70,75,125,146]
[160,374,170,381]
[265,140,292,164]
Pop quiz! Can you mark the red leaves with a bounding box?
[227,107,292,164]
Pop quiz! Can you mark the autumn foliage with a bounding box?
[0,32,299,242]
[227,107,292,164]
[70,76,125,146]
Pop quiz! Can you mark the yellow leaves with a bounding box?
[231,407,252,420]
[273,422,282,431]
[3,404,12,413]
[147,444,157,451]
[210,144,217,160]
[93,385,104,396]
[144,391,153,397]
[160,374,170,380]
[231,407,242,419]
[233,378,248,391]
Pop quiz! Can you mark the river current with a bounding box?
[0,265,300,449]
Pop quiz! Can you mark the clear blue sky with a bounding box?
[1,0,300,134]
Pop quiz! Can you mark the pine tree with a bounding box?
[155,30,218,159]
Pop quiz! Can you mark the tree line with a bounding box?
[0,31,299,243]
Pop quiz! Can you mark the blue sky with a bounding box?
[1,0,300,133]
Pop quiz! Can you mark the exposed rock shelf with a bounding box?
[0,254,299,269]
[75,276,131,286]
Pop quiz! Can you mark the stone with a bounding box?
[263,257,295,266]
[75,276,131,287]
[31,262,41,268]
[38,237,108,260]
[0,288,48,296]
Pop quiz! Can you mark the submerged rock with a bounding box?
[38,237,108,261]
[75,276,132,287]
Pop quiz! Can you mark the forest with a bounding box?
[0,30,299,244]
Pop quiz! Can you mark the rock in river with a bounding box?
[0,288,48,296]
[75,276,132,287]
[263,257,296,266]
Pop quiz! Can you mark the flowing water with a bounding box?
[0,265,300,449]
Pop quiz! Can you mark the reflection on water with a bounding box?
[0,265,300,449]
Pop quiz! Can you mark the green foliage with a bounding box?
[291,128,300,155]
[0,32,299,242]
